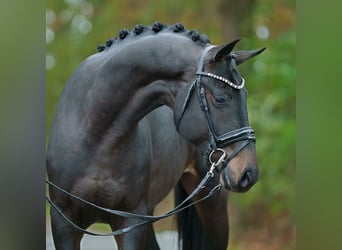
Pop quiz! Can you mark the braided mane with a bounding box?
[97,22,210,52]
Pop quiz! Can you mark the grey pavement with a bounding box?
[46,230,178,250]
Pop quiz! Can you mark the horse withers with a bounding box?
[47,22,265,250]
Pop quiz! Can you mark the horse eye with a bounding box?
[213,96,227,106]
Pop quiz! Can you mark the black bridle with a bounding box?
[46,45,256,237]
[175,45,256,174]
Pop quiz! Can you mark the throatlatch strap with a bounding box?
[175,82,196,131]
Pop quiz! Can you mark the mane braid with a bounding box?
[134,24,145,35]
[96,22,211,52]
[152,21,164,32]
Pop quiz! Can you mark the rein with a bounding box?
[46,45,255,236]
[46,169,221,236]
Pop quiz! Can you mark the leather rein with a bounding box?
[46,45,255,236]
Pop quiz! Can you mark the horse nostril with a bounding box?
[239,170,252,189]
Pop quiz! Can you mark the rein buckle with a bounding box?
[208,148,227,175]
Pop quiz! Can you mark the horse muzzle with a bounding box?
[207,136,259,192]
[222,164,259,192]
[199,122,258,192]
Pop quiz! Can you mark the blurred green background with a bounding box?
[46,0,295,249]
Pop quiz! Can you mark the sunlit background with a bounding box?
[46,0,295,249]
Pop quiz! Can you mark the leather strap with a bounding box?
[46,171,221,236]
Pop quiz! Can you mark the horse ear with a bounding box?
[208,38,242,62]
[232,47,267,65]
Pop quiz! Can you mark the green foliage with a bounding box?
[230,1,295,220]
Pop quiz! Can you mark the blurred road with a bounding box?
[46,228,178,250]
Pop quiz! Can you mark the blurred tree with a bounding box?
[217,0,256,40]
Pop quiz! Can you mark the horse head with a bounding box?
[174,39,266,192]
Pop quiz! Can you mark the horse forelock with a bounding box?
[97,22,211,52]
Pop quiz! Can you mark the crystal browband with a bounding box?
[196,72,245,90]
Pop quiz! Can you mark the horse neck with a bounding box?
[85,35,203,141]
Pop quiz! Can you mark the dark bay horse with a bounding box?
[47,22,265,250]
